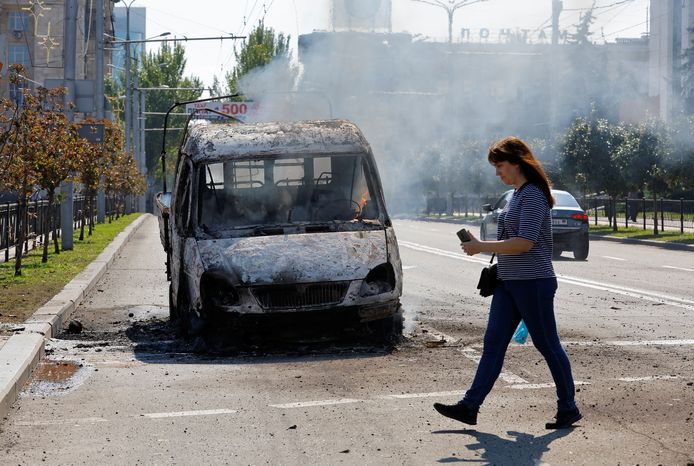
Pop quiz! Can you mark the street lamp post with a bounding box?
[135,86,208,211]
[120,0,136,155]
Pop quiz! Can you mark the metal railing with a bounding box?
[421,194,694,234]
[580,196,694,234]
[423,195,500,218]
[1,195,133,263]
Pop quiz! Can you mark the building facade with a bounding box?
[649,0,694,120]
[0,0,114,111]
[111,5,145,85]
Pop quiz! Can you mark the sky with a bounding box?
[128,0,651,88]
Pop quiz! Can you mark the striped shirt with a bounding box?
[497,183,555,280]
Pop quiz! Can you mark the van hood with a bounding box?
[197,230,387,285]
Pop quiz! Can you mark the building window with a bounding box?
[10,45,31,69]
[9,12,29,32]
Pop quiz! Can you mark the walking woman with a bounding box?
[434,136,582,429]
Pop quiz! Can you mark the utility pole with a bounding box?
[96,0,106,223]
[124,1,133,156]
[548,0,563,134]
[552,0,563,45]
[61,0,77,251]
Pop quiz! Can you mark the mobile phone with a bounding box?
[456,228,472,243]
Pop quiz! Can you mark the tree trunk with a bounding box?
[53,199,60,254]
[42,191,54,263]
[612,198,618,232]
[653,192,659,235]
[79,198,85,241]
[88,191,95,236]
[14,196,27,276]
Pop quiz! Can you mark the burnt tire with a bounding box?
[176,284,207,337]
[573,236,589,261]
[369,308,404,344]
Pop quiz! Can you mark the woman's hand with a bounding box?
[461,230,483,256]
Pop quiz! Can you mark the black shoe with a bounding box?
[433,401,478,425]
[546,408,582,429]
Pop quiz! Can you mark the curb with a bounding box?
[589,234,694,252]
[0,213,150,420]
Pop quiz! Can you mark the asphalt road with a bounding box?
[0,217,692,465]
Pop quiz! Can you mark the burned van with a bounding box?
[156,119,403,338]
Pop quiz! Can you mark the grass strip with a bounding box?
[589,225,694,244]
[0,213,142,324]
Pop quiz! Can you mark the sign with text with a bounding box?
[185,100,258,122]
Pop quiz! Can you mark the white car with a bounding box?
[480,189,590,260]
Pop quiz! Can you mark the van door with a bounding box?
[171,159,192,300]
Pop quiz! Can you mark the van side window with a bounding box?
[175,161,192,231]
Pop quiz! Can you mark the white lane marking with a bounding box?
[420,326,531,385]
[402,265,417,270]
[15,417,108,426]
[269,398,362,409]
[618,375,683,382]
[399,241,694,311]
[399,240,489,265]
[663,265,694,272]
[564,339,694,347]
[510,381,591,390]
[380,390,466,400]
[143,409,237,419]
[459,348,529,384]
[602,255,625,261]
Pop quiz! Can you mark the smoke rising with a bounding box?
[235,28,650,212]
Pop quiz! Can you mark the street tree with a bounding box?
[224,20,295,94]
[102,120,145,219]
[669,116,694,197]
[76,119,108,239]
[26,87,83,260]
[0,66,80,273]
[560,111,625,228]
[108,42,203,193]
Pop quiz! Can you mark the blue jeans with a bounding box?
[462,277,577,411]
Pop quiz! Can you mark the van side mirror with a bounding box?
[482,203,492,213]
[156,192,172,215]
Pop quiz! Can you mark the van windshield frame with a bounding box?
[195,153,384,235]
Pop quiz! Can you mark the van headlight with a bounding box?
[200,270,240,309]
[359,263,396,297]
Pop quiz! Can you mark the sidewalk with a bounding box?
[0,214,149,419]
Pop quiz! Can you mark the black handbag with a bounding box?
[476,222,505,297]
[477,255,497,297]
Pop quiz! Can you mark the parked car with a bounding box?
[156,119,403,339]
[480,189,589,260]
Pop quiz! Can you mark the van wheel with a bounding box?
[370,308,403,344]
[176,285,207,337]
[552,248,563,259]
[573,236,589,261]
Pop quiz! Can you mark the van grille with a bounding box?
[251,282,350,309]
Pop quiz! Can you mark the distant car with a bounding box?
[480,189,590,260]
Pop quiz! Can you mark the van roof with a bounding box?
[181,119,372,162]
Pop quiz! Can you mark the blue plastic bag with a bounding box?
[513,320,528,344]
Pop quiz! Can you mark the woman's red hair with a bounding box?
[487,136,554,208]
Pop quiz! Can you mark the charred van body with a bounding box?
[156,119,403,339]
